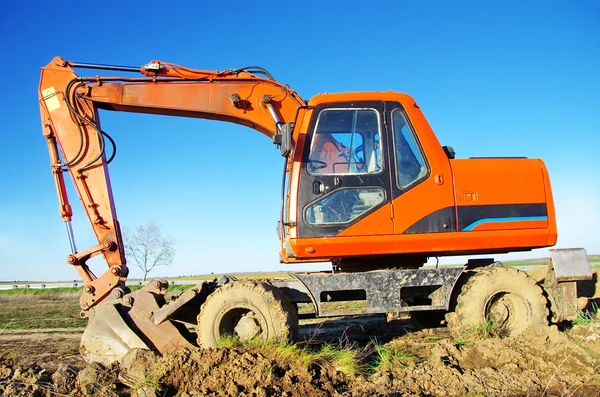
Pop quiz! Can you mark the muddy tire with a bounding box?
[446,265,549,336]
[197,281,298,348]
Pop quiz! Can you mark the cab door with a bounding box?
[386,102,456,235]
[297,101,394,238]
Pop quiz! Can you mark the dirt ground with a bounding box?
[2,268,600,396]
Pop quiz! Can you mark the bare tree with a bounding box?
[123,220,175,281]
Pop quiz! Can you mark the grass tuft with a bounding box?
[454,335,470,351]
[133,372,160,392]
[313,343,362,378]
[216,335,362,378]
[216,334,243,349]
[472,318,509,339]
[368,341,418,373]
[573,302,600,327]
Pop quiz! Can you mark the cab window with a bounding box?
[305,187,385,225]
[392,110,428,188]
[308,109,381,175]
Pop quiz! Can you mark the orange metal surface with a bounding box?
[451,159,547,205]
[540,161,558,245]
[288,227,553,260]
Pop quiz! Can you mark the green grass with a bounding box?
[573,302,600,326]
[319,300,367,313]
[454,335,471,350]
[133,372,160,392]
[217,336,362,378]
[0,287,83,296]
[472,318,508,339]
[369,342,418,372]
[168,272,291,282]
[0,294,86,330]
[504,258,549,268]
[313,343,362,378]
[217,335,430,378]
[0,283,198,330]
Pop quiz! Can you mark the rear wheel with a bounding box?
[446,265,548,336]
[196,281,298,348]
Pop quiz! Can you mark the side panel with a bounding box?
[451,158,553,233]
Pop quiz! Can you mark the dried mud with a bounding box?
[2,324,600,396]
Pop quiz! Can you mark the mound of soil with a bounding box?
[152,348,349,397]
[2,324,600,396]
[359,326,600,396]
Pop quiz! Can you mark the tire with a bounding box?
[446,265,549,337]
[196,281,298,348]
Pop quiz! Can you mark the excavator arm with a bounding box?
[39,56,304,313]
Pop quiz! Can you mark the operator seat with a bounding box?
[309,133,345,174]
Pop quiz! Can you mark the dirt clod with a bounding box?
[76,362,119,396]
[51,364,78,394]
[118,348,159,388]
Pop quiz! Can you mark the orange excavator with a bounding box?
[38,56,591,365]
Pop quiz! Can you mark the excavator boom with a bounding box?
[39,56,304,312]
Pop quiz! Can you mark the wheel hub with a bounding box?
[488,298,510,324]
[234,314,261,341]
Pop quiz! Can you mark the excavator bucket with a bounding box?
[80,280,211,366]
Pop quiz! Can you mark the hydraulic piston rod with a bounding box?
[69,61,140,73]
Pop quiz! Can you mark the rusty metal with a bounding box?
[153,282,209,325]
[125,285,195,355]
[80,279,211,365]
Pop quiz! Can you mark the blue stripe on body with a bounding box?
[463,216,548,231]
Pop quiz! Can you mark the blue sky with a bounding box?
[0,1,598,281]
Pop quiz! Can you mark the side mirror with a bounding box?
[442,146,456,159]
[273,123,293,157]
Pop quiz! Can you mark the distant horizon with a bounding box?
[3,252,598,284]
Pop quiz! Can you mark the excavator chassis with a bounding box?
[80,248,592,366]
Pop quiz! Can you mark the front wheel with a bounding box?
[446,266,549,337]
[196,281,298,348]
